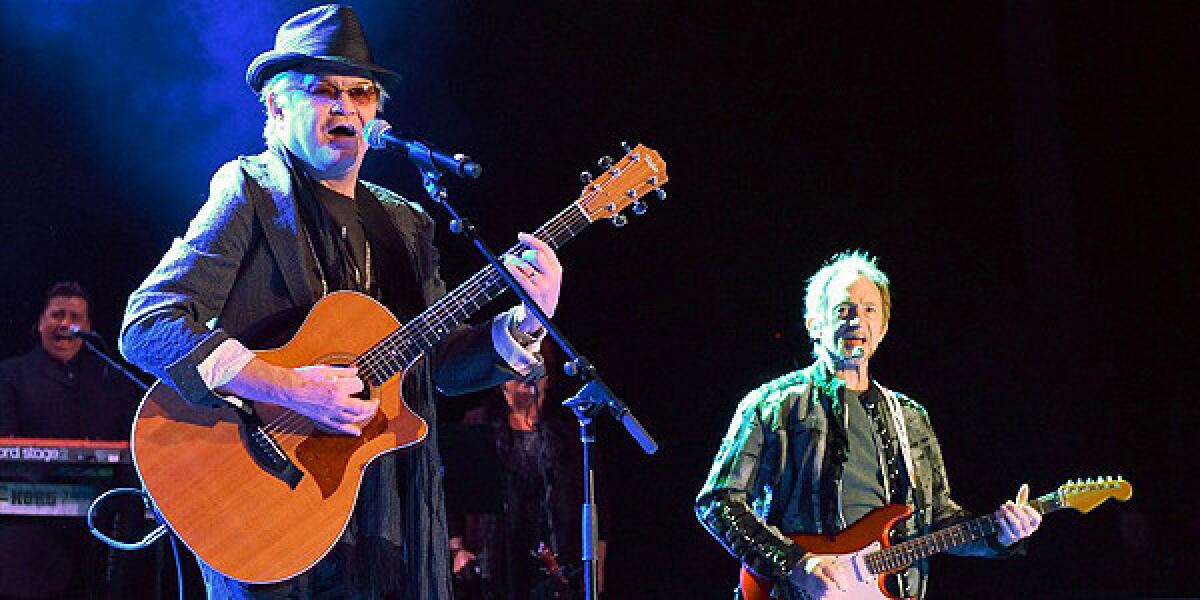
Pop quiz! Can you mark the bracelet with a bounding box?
[509,324,543,346]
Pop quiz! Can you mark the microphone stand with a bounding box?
[80,337,150,393]
[409,155,657,600]
[77,336,167,598]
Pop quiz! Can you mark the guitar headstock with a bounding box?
[1057,476,1133,513]
[576,143,668,227]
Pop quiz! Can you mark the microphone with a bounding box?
[66,325,148,391]
[364,119,482,179]
[67,324,103,343]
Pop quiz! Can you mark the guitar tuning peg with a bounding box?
[610,213,628,228]
[580,171,593,184]
[598,155,614,170]
[655,188,667,201]
[631,200,647,215]
[621,141,631,153]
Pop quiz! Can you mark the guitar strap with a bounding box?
[860,391,905,506]
[878,386,921,506]
[876,386,924,598]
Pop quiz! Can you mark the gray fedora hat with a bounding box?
[246,4,400,93]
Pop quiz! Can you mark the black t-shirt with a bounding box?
[313,182,371,292]
[0,345,140,439]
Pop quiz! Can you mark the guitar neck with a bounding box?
[355,202,591,385]
[866,492,1061,574]
[344,143,667,386]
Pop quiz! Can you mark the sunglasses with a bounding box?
[289,81,380,105]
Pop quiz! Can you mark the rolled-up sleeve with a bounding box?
[489,304,546,378]
[119,162,254,407]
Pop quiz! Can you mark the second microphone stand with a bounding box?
[410,156,657,600]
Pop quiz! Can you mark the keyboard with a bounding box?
[0,437,132,517]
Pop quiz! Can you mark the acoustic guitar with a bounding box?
[131,144,667,583]
[740,477,1132,600]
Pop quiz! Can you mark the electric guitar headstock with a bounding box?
[1052,476,1133,514]
[575,143,668,228]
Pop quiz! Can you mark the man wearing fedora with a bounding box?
[120,5,561,599]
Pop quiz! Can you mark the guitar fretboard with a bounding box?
[865,493,1060,574]
[352,202,591,387]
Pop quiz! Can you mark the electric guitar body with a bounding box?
[740,478,1133,600]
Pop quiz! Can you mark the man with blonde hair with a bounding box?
[697,250,1041,599]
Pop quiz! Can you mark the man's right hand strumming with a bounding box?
[217,358,378,435]
[788,554,849,599]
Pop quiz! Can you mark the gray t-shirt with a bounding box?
[840,387,888,527]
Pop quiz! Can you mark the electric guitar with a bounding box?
[131,144,667,583]
[741,477,1133,600]
[535,541,577,599]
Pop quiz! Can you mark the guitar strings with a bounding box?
[204,165,659,497]
[866,514,1000,574]
[356,166,652,379]
[353,202,586,382]
[352,161,656,383]
[258,167,658,436]
[255,203,591,437]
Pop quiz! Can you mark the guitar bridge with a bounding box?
[230,401,304,489]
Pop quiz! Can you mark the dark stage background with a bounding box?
[1,2,1196,599]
